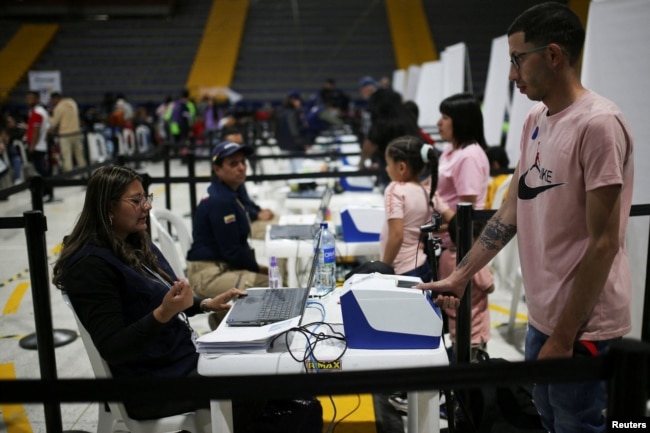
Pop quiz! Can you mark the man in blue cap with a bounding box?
[186,140,269,328]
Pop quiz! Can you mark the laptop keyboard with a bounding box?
[258,288,299,321]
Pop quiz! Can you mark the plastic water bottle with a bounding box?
[314,222,336,296]
[268,256,282,289]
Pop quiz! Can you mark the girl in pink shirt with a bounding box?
[380,135,449,281]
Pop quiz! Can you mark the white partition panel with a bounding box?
[582,0,650,339]
[392,69,406,97]
[414,60,443,127]
[582,0,650,206]
[482,35,511,147]
[404,64,421,102]
[504,91,537,167]
[440,42,466,98]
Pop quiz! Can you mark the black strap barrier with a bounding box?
[0,341,647,419]
[0,212,65,433]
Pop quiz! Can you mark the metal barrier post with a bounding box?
[163,144,172,210]
[186,149,197,219]
[607,338,650,418]
[455,202,473,364]
[30,175,45,212]
[22,211,63,433]
[643,215,650,343]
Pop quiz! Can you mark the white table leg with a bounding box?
[408,390,439,433]
[210,400,234,433]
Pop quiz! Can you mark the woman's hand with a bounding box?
[203,288,248,312]
[257,209,274,221]
[154,279,194,323]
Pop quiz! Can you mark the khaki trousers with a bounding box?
[250,215,279,240]
[59,135,87,172]
[186,260,269,298]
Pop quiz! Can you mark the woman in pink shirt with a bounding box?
[435,93,490,246]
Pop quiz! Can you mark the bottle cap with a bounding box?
[270,256,277,266]
[320,222,328,228]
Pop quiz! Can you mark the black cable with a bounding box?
[331,393,362,432]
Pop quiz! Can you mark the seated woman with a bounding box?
[51,165,258,426]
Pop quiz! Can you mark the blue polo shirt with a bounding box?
[187,180,259,271]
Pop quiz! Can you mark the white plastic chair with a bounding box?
[62,293,211,433]
[149,213,187,279]
[150,208,193,257]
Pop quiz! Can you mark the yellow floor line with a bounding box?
[0,363,33,433]
[3,282,30,315]
[489,302,528,322]
[318,394,376,433]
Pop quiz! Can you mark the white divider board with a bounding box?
[482,35,511,147]
[504,91,537,167]
[582,0,650,339]
[404,64,421,102]
[582,0,650,206]
[414,60,443,127]
[392,69,406,97]
[441,42,467,98]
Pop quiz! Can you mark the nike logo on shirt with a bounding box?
[518,168,565,200]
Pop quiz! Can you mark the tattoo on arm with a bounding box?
[478,215,517,251]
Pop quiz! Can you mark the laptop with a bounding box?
[286,186,326,199]
[269,187,334,240]
[225,236,321,327]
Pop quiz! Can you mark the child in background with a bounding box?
[484,145,511,210]
[380,135,448,282]
[439,216,495,362]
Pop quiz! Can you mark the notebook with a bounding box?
[269,187,334,240]
[225,233,322,327]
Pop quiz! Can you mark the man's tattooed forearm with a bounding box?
[478,215,517,251]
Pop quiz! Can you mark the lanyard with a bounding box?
[142,264,199,348]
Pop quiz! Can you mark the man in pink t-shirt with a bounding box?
[418,4,634,432]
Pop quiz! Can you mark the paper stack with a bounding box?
[196,316,301,353]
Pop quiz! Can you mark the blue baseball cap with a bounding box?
[358,76,377,88]
[211,141,253,164]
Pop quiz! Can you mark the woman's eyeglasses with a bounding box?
[122,194,154,209]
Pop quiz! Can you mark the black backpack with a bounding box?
[451,357,545,433]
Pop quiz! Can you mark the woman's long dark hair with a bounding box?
[439,93,487,150]
[385,135,439,208]
[53,165,172,289]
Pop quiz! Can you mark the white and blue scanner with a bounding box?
[340,205,384,242]
[340,274,443,350]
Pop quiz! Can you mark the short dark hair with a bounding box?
[486,146,510,169]
[50,92,62,99]
[507,2,585,66]
[27,91,40,99]
[439,93,487,150]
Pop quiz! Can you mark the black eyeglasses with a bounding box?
[510,45,570,70]
[122,193,154,209]
[510,45,549,70]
